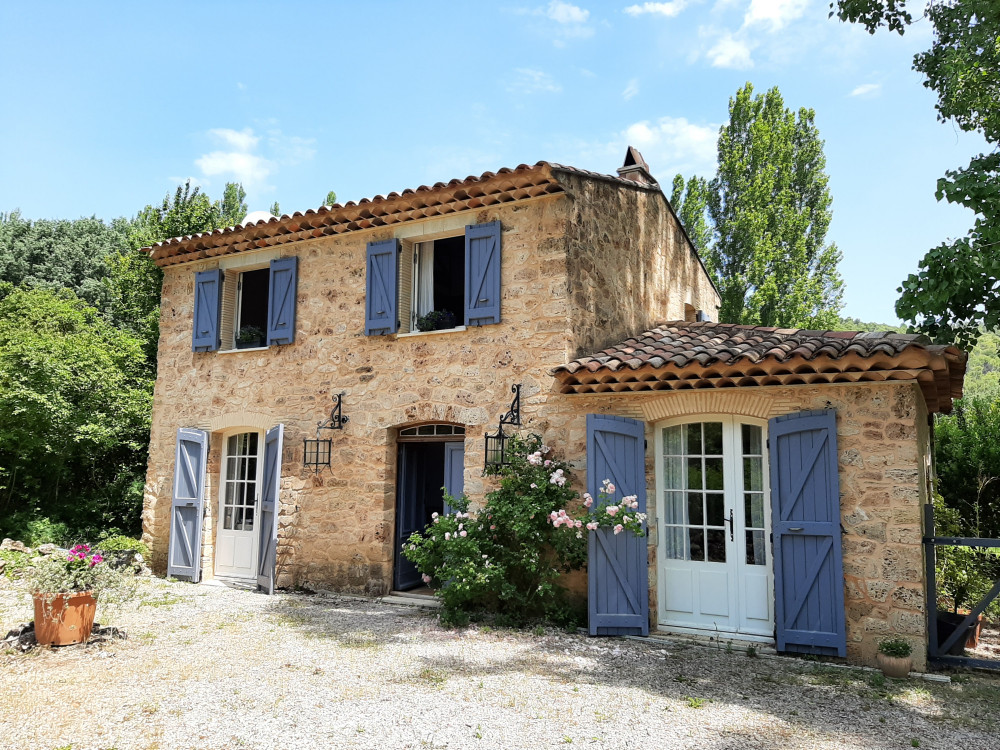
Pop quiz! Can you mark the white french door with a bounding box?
[215,431,263,579]
[656,417,773,638]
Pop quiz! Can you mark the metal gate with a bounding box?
[923,504,1000,670]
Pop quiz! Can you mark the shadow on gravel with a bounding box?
[266,592,1000,748]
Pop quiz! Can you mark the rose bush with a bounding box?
[402,435,587,626]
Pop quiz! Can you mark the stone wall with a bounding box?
[561,173,720,357]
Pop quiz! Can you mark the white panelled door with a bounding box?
[215,432,263,579]
[656,417,774,638]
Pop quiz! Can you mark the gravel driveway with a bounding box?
[2,577,999,750]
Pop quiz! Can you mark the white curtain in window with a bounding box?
[415,241,435,316]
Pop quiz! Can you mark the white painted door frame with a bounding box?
[655,415,775,640]
[214,430,264,580]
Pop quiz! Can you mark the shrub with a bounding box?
[403,434,587,625]
[95,534,149,557]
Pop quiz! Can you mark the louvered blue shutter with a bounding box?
[192,269,222,352]
[365,239,399,335]
[443,442,464,516]
[465,221,501,326]
[167,428,208,582]
[257,424,284,594]
[587,414,649,636]
[267,256,298,346]
[769,409,847,657]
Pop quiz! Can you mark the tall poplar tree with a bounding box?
[673,83,844,328]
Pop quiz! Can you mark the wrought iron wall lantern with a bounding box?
[484,384,522,472]
[303,392,350,473]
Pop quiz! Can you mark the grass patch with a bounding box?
[416,667,448,686]
[138,593,184,609]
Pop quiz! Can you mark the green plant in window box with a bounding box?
[416,310,457,332]
[235,325,265,349]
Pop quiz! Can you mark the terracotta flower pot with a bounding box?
[32,591,97,646]
[877,652,912,679]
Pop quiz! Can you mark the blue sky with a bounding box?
[0,1,987,325]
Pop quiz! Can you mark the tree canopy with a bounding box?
[835,0,1000,350]
[672,83,844,328]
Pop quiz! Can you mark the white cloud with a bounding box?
[620,116,719,176]
[707,32,753,68]
[850,82,881,97]
[624,1,690,17]
[195,151,273,188]
[546,0,589,23]
[743,0,808,31]
[507,68,562,94]
[623,79,640,101]
[193,126,315,192]
[207,127,260,153]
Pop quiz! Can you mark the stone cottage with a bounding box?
[142,148,965,669]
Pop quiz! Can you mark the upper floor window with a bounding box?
[365,220,501,336]
[192,256,298,352]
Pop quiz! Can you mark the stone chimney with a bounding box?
[616,146,657,186]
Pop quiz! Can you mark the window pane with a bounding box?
[223,507,234,531]
[243,507,254,532]
[663,491,686,524]
[746,530,766,566]
[745,493,765,529]
[686,423,702,455]
[246,432,258,454]
[686,458,703,489]
[706,494,725,527]
[224,482,236,506]
[227,456,238,479]
[663,527,688,560]
[704,422,723,455]
[704,457,724,490]
[707,530,727,563]
[663,456,684,491]
[234,508,245,531]
[743,456,763,492]
[246,457,257,481]
[663,425,684,455]
[688,528,705,561]
[742,424,762,455]
[418,425,434,435]
[687,493,704,525]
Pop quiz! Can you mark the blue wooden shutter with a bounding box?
[267,256,298,346]
[192,269,222,352]
[257,424,284,594]
[769,409,847,656]
[167,428,208,582]
[464,221,501,326]
[443,441,464,516]
[365,239,399,335]
[587,414,649,636]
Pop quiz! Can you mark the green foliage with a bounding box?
[324,190,338,206]
[236,325,265,345]
[935,398,1000,538]
[0,287,152,538]
[0,549,31,579]
[402,435,586,625]
[932,494,1000,619]
[269,201,281,217]
[878,637,913,658]
[673,83,844,328]
[834,0,1000,350]
[2,514,71,546]
[962,330,1000,400]
[836,316,906,334]
[0,211,128,308]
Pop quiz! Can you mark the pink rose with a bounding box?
[606,506,618,516]
[607,483,616,493]
[422,574,432,584]
[444,532,451,540]
[614,524,624,535]
[586,522,598,531]
[460,530,467,537]
[583,497,593,508]
[574,520,582,528]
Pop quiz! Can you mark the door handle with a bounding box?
[725,509,734,542]
[789,527,804,532]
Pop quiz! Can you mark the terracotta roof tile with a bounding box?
[553,321,967,414]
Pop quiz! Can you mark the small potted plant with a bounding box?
[877,637,913,678]
[235,325,265,349]
[416,310,457,332]
[27,544,135,646]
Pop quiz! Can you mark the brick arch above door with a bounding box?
[206,410,274,432]
[641,391,797,423]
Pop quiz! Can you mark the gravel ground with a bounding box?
[2,577,999,750]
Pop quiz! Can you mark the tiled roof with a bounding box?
[143,161,657,267]
[553,321,966,414]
